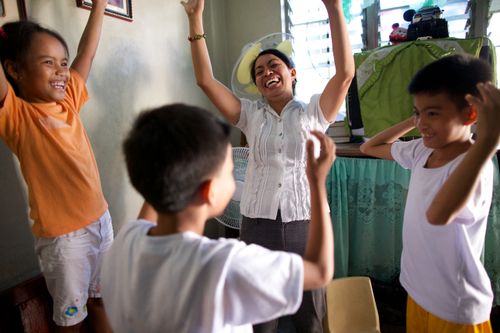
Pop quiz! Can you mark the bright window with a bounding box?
[285,0,473,114]
[488,12,500,82]
[286,0,363,119]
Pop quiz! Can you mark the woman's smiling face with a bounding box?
[253,53,296,100]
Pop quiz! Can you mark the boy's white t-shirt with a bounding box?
[101,219,304,333]
[391,139,494,324]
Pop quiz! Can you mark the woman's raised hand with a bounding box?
[181,0,204,17]
[321,0,342,9]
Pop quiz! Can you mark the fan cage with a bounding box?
[214,147,249,229]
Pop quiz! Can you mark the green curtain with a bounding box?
[327,156,500,305]
[485,157,500,305]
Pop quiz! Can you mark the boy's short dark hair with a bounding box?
[123,103,231,214]
[408,53,492,109]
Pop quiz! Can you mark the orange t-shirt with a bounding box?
[0,69,108,237]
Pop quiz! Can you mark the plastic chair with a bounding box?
[324,276,381,333]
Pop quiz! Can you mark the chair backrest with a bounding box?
[325,276,381,333]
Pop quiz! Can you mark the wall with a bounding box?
[0,0,282,291]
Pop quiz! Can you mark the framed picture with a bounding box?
[76,0,132,22]
[0,0,27,24]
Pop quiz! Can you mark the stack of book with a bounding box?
[327,120,350,143]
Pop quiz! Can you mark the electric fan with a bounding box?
[231,32,294,100]
[214,147,249,229]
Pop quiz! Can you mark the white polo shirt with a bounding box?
[236,95,331,222]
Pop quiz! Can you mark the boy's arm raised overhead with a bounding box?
[360,116,416,160]
[302,131,336,289]
[181,0,241,125]
[427,82,500,225]
[71,0,107,82]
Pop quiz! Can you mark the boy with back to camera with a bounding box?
[360,54,500,332]
[100,103,336,333]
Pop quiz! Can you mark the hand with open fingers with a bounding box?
[181,0,204,17]
[465,82,500,146]
[306,131,336,184]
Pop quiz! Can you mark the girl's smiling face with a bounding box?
[15,32,70,103]
[253,53,296,100]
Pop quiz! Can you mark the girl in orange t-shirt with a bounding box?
[0,1,113,331]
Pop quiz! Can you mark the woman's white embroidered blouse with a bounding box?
[236,94,331,222]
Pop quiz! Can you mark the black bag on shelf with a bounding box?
[404,6,449,41]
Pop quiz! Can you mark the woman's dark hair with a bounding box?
[0,21,69,93]
[250,48,297,94]
[123,103,231,214]
[408,54,492,109]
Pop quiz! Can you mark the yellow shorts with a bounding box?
[406,296,492,333]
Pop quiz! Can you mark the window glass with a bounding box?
[285,0,476,116]
[287,0,363,118]
[487,12,500,81]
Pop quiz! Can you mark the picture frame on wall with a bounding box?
[76,0,132,22]
[0,0,27,24]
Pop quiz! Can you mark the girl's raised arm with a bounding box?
[181,0,241,125]
[319,0,355,122]
[71,0,107,82]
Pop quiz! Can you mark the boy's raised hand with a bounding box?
[181,0,204,17]
[465,82,500,148]
[306,131,336,184]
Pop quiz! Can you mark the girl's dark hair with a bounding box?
[408,54,492,109]
[250,48,297,94]
[0,21,69,93]
[123,103,231,214]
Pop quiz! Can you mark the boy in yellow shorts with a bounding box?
[361,54,499,332]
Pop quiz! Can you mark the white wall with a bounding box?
[0,0,281,290]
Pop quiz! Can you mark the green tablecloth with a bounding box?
[326,156,500,305]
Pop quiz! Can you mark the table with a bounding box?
[326,155,500,305]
